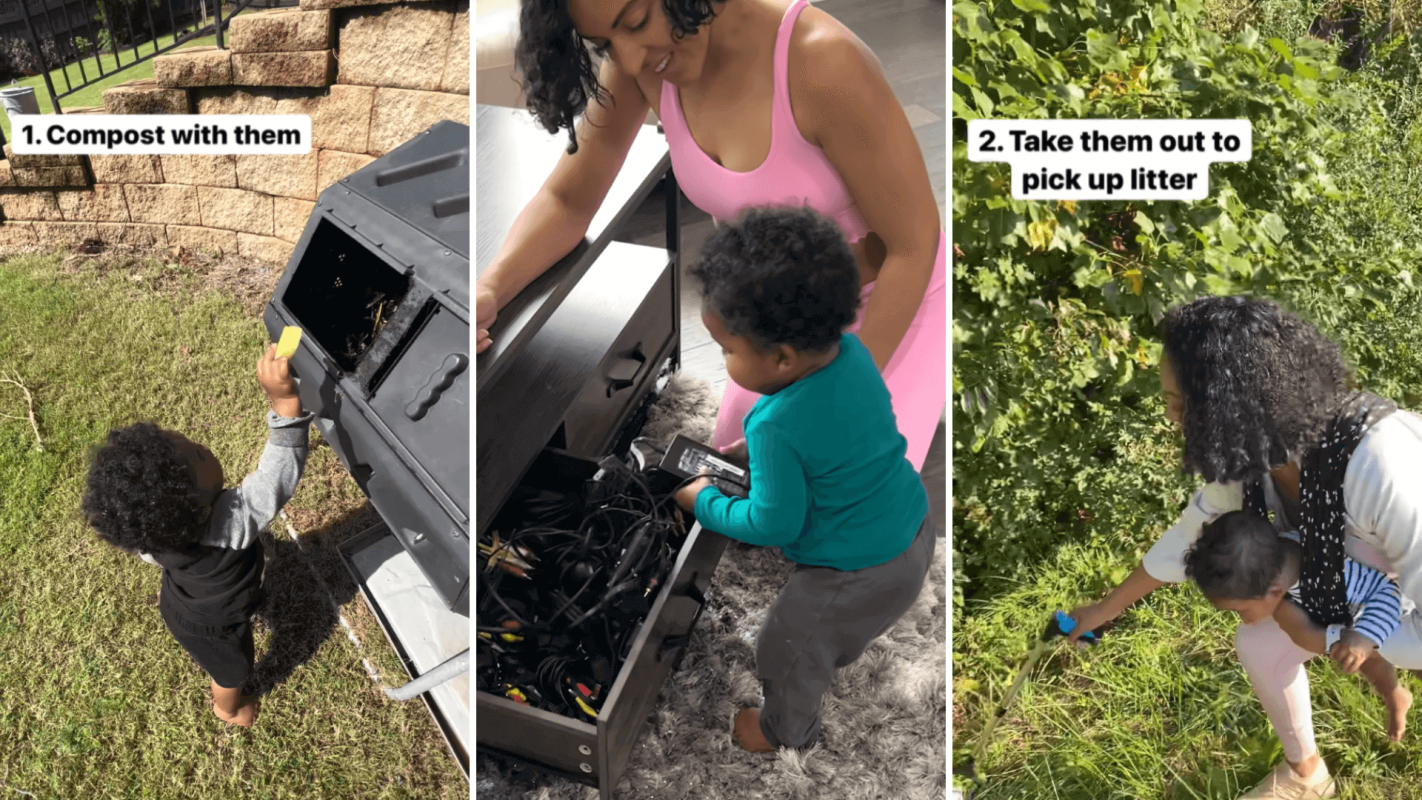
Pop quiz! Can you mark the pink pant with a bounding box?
[1236,618,1319,764]
[711,231,948,470]
[1237,539,1422,764]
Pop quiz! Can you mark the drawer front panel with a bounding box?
[562,259,674,459]
[476,693,599,782]
[599,523,729,791]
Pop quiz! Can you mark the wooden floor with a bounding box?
[613,0,947,530]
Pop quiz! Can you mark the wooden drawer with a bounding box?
[477,449,729,799]
[559,244,677,459]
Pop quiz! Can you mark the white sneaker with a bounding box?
[1239,761,1336,800]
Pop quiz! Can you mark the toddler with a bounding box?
[1186,510,1417,741]
[673,206,935,753]
[82,344,312,727]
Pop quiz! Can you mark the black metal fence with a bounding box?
[0,0,298,147]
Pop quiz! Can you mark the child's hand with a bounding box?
[674,475,715,512]
[1329,628,1377,673]
[257,344,301,418]
[719,438,748,464]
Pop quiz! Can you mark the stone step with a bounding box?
[229,8,332,53]
[154,46,233,88]
[102,78,190,114]
[0,146,89,187]
[155,45,335,89]
[3,143,83,169]
[299,0,387,9]
[232,50,335,88]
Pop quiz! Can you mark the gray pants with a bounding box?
[755,514,936,748]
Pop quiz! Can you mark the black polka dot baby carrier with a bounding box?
[1242,392,1396,627]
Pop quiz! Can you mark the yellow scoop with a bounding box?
[275,326,302,359]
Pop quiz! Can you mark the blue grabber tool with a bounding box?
[956,611,1105,800]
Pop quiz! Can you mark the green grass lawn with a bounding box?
[1,8,261,143]
[0,251,466,799]
[954,541,1422,799]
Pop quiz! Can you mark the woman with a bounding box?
[475,0,946,469]
[1067,296,1422,800]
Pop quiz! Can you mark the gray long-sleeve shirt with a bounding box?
[150,411,312,626]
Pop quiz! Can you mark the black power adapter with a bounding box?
[657,435,750,498]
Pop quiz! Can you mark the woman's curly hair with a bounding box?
[1160,295,1351,484]
[690,206,860,353]
[516,0,723,153]
[82,422,208,554]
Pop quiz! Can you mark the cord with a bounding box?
[477,451,698,725]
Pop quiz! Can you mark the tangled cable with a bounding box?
[476,445,696,721]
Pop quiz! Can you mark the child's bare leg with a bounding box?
[211,679,257,727]
[1358,653,1411,742]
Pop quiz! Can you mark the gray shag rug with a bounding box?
[477,373,948,800]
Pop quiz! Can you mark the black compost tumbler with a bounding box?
[263,120,471,615]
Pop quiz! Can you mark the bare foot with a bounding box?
[1383,684,1412,742]
[214,698,259,727]
[732,708,775,753]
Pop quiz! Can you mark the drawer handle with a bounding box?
[606,346,647,397]
[405,353,468,421]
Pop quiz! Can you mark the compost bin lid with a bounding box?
[341,119,470,260]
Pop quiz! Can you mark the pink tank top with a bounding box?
[659,0,871,244]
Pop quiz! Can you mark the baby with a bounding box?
[82,345,311,727]
[1185,510,1416,741]
[673,206,935,753]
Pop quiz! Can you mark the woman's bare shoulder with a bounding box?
[788,5,881,82]
[784,6,887,138]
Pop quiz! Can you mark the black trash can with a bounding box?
[264,119,471,615]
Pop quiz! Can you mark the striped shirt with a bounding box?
[1287,558,1401,648]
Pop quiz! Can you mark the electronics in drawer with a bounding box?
[476,447,728,799]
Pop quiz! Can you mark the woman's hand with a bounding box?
[1330,628,1377,673]
[1063,565,1164,644]
[674,476,714,512]
[1064,602,1116,646]
[476,281,497,354]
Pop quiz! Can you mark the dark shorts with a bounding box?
[159,601,256,690]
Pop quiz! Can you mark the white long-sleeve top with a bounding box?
[1142,410,1422,612]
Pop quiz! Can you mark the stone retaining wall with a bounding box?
[0,0,470,266]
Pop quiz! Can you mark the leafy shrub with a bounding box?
[952,0,1422,606]
[0,35,39,81]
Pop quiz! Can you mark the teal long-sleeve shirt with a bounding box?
[693,334,927,570]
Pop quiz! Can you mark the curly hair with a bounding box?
[516,0,724,153]
[1160,295,1351,484]
[1184,510,1293,600]
[82,422,208,555]
[689,206,860,353]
